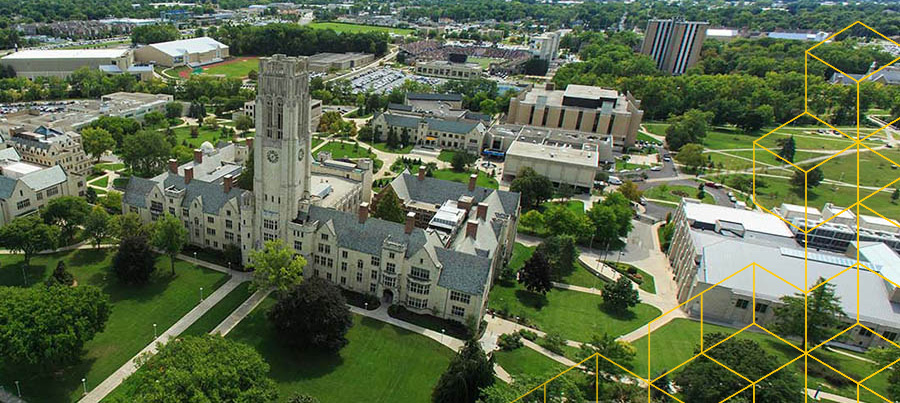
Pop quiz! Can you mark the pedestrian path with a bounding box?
[78,275,246,403]
[211,288,271,336]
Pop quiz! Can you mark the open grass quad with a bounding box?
[307,22,414,36]
[225,298,453,402]
[202,57,260,79]
[0,249,228,402]
[432,169,499,189]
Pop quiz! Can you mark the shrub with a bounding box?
[538,332,566,355]
[519,329,538,341]
[498,333,523,351]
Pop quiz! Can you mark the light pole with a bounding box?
[441,328,445,344]
[153,323,157,339]
[82,378,87,395]
[200,287,204,302]
[364,302,368,311]
[14,381,20,397]
[228,261,231,271]
[193,251,197,260]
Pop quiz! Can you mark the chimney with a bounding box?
[468,174,477,191]
[223,174,233,193]
[193,149,203,164]
[476,202,488,220]
[245,137,253,150]
[418,165,426,181]
[168,158,178,174]
[184,166,193,184]
[404,212,416,234]
[545,82,555,91]
[466,220,478,239]
[358,202,369,223]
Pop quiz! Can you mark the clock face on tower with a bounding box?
[266,150,279,163]
[298,148,304,161]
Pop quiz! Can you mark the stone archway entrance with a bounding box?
[382,289,394,304]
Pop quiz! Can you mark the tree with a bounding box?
[126,335,277,402]
[42,196,90,244]
[84,205,110,249]
[165,102,183,119]
[868,347,900,401]
[47,261,74,286]
[618,180,642,202]
[288,394,321,403]
[152,214,188,276]
[776,135,796,163]
[0,214,59,266]
[450,152,475,172]
[519,209,545,233]
[268,277,353,351]
[432,339,494,403]
[81,127,115,162]
[602,277,639,313]
[121,131,172,177]
[203,115,219,129]
[893,188,900,204]
[576,333,635,377]
[674,143,705,172]
[518,248,552,295]
[131,24,180,45]
[235,114,253,132]
[543,204,595,243]
[248,240,306,293]
[143,111,166,128]
[0,285,109,367]
[536,235,578,279]
[774,277,846,347]
[675,333,800,402]
[110,212,150,240]
[510,167,554,210]
[113,235,156,284]
[790,166,824,195]
[373,190,406,223]
[587,204,620,248]
[665,109,711,151]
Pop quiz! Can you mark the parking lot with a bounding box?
[349,67,444,94]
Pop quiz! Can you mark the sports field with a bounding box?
[307,22,414,36]
[203,57,259,79]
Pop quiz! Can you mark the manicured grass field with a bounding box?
[508,242,606,290]
[96,162,125,171]
[308,22,414,36]
[741,172,900,217]
[630,319,891,401]
[0,249,228,402]
[467,56,500,69]
[203,57,259,79]
[643,184,715,205]
[488,279,660,342]
[312,136,325,150]
[181,281,253,337]
[368,140,413,154]
[815,147,900,189]
[540,200,585,215]
[316,140,378,159]
[432,169,498,189]
[227,298,453,402]
[494,347,566,379]
[637,132,663,145]
[170,125,233,148]
[89,175,109,188]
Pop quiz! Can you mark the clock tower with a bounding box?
[253,54,312,244]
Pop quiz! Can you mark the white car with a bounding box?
[608,176,623,185]
[650,166,662,171]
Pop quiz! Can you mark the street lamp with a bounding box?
[441,328,445,344]
[364,302,368,311]
[200,287,204,302]
[14,381,20,397]
[82,378,87,395]
[193,251,197,260]
[153,323,157,339]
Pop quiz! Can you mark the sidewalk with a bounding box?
[78,275,246,403]
[211,288,271,336]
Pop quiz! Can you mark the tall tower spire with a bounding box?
[253,54,312,245]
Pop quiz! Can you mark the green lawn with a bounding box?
[743,172,900,217]
[89,175,109,188]
[508,242,606,290]
[637,132,663,145]
[467,56,500,69]
[181,282,253,337]
[643,184,715,205]
[227,298,453,402]
[307,22,414,36]
[316,141,378,160]
[203,57,259,79]
[432,169,498,189]
[540,200,585,215]
[0,249,228,402]
[488,280,660,342]
[494,347,566,379]
[171,125,233,148]
[437,150,459,163]
[630,319,891,401]
[368,140,413,154]
[95,162,125,171]
[312,136,325,149]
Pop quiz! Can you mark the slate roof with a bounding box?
[387,103,413,112]
[389,173,520,216]
[123,176,157,208]
[20,165,67,191]
[124,172,245,214]
[435,248,491,295]
[0,177,16,199]
[407,93,463,102]
[378,111,481,135]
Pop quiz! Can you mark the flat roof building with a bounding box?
[307,52,374,73]
[506,84,643,149]
[0,48,134,79]
[134,36,228,67]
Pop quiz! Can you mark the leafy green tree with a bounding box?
[47,261,74,286]
[519,209,545,233]
[165,102,183,119]
[113,235,156,284]
[774,277,846,347]
[81,127,115,162]
[675,333,800,402]
[248,240,306,293]
[110,212,150,240]
[602,277,639,313]
[518,248,552,295]
[664,109,711,151]
[868,347,900,401]
[84,205,110,249]
[576,333,636,377]
[234,114,253,132]
[127,335,277,402]
[776,135,796,163]
[131,24,180,45]
[618,180,642,202]
[236,149,254,191]
[600,192,634,237]
[121,130,173,177]
[432,339,494,403]
[510,167,554,210]
[152,214,188,276]
[373,190,406,224]
[88,116,141,149]
[0,285,109,366]
[893,188,900,204]
[143,111,166,128]
[674,143,705,172]
[537,235,578,279]
[268,277,353,352]
[42,196,90,244]
[790,166,825,196]
[0,214,59,265]
[543,203,595,243]
[450,152,475,172]
[587,204,620,248]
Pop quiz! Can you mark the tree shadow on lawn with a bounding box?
[0,354,99,402]
[68,248,109,267]
[0,261,50,287]
[599,304,637,321]
[245,318,346,383]
[514,289,548,310]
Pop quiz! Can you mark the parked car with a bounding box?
[608,176,623,185]
[650,165,662,171]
